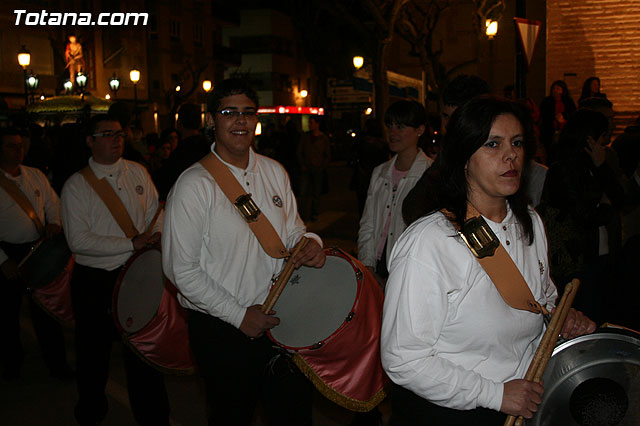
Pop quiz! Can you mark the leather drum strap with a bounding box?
[0,172,45,236]
[79,167,138,239]
[445,204,546,315]
[200,153,289,259]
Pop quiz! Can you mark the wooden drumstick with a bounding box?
[17,239,45,269]
[261,237,308,314]
[144,203,164,237]
[504,278,581,426]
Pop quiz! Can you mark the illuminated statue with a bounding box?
[64,35,84,84]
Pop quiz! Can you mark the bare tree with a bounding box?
[164,61,209,117]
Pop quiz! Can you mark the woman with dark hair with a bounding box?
[357,100,433,287]
[539,80,576,164]
[381,96,595,425]
[538,108,624,325]
[579,76,607,103]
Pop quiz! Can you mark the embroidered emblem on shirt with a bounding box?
[135,185,144,195]
[34,189,40,197]
[539,260,545,276]
[272,195,283,208]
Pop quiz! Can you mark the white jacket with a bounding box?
[357,150,432,268]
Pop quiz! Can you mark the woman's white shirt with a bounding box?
[381,207,557,411]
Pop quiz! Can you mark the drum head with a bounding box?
[115,249,165,334]
[269,254,358,349]
[529,328,640,426]
[22,234,71,289]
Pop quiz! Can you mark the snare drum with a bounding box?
[268,248,388,412]
[528,325,640,426]
[113,247,194,374]
[20,233,75,325]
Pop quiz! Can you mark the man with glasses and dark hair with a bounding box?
[60,114,170,426]
[163,78,325,425]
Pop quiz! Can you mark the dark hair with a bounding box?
[86,114,121,136]
[549,80,573,102]
[160,128,178,143]
[556,109,609,160]
[206,78,259,114]
[425,96,537,244]
[0,126,21,141]
[442,75,490,108]
[384,100,427,128]
[177,103,202,130]
[107,101,132,129]
[580,76,600,101]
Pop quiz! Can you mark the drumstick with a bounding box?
[504,279,580,426]
[261,237,309,314]
[144,203,164,237]
[17,239,45,269]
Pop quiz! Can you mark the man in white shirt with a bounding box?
[0,127,70,381]
[163,79,325,426]
[61,115,169,426]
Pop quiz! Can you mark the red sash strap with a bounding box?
[443,203,547,315]
[79,167,138,238]
[0,171,45,236]
[199,152,289,259]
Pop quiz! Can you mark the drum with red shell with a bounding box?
[267,248,389,412]
[113,246,194,374]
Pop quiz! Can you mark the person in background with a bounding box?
[381,96,595,426]
[539,80,576,164]
[297,115,331,221]
[358,101,433,289]
[402,75,489,226]
[579,76,607,103]
[350,118,388,217]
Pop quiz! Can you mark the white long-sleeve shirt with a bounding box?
[358,150,432,267]
[381,207,557,411]
[162,146,321,329]
[61,157,162,271]
[1,165,61,264]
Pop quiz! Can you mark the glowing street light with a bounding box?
[109,73,120,98]
[300,89,308,98]
[130,68,140,121]
[64,80,73,94]
[76,71,88,100]
[353,56,364,70]
[202,80,212,92]
[486,19,498,39]
[17,45,31,105]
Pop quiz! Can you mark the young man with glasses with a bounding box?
[163,78,325,425]
[60,115,169,426]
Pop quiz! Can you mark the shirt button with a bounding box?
[246,182,250,186]
[502,225,507,231]
[506,240,510,246]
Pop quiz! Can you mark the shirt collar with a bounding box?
[211,143,257,174]
[89,157,124,179]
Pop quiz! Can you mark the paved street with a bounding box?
[0,161,365,426]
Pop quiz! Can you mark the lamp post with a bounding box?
[64,80,73,94]
[485,19,498,91]
[129,68,140,121]
[76,71,88,100]
[26,73,39,103]
[353,56,364,70]
[17,45,31,106]
[109,73,120,98]
[202,80,212,93]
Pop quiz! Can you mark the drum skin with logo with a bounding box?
[113,247,194,374]
[528,325,640,426]
[268,248,388,412]
[20,233,75,325]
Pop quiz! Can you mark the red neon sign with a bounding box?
[258,106,325,115]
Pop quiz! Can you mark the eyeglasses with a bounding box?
[216,109,258,118]
[93,130,125,139]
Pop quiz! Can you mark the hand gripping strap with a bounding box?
[443,205,547,315]
[199,153,289,259]
[0,172,45,235]
[79,167,138,238]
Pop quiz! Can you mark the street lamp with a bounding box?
[76,71,88,100]
[26,73,39,103]
[17,45,31,105]
[64,80,73,94]
[353,56,364,70]
[300,89,308,98]
[130,68,140,121]
[202,80,212,93]
[109,73,120,98]
[485,19,498,39]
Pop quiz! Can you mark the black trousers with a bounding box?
[389,385,505,426]
[0,241,68,375]
[70,263,169,426]
[186,309,313,426]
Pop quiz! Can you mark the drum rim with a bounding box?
[267,247,362,352]
[552,326,640,357]
[112,246,164,336]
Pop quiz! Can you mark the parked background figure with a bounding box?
[539,80,576,164]
[297,115,331,221]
